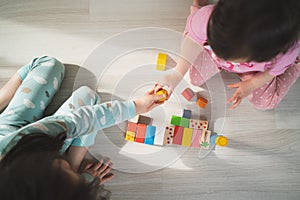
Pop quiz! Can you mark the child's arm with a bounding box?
[227,70,274,109]
[0,72,22,112]
[155,36,204,95]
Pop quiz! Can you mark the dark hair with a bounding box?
[207,0,300,62]
[0,132,66,167]
[0,152,93,200]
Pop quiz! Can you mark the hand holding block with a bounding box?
[155,88,168,102]
[196,96,208,109]
[181,88,195,101]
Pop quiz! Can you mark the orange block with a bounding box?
[196,96,208,109]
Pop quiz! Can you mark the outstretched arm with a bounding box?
[0,72,22,112]
[155,36,204,95]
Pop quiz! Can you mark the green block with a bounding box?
[170,115,181,126]
[180,117,190,128]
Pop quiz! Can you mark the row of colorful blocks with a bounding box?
[125,121,212,148]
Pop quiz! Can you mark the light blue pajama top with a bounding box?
[0,100,136,156]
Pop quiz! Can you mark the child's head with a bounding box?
[0,132,108,200]
[207,0,300,62]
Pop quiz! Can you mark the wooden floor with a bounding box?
[1,1,300,199]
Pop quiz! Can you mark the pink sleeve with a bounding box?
[268,43,300,76]
[185,5,214,44]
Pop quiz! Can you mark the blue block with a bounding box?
[144,125,156,145]
[182,109,192,119]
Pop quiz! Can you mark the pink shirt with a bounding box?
[185,5,300,76]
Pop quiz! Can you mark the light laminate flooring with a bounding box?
[0,1,299,200]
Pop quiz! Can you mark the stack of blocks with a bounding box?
[166,109,211,148]
[125,115,166,146]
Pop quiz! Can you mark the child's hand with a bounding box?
[227,79,255,110]
[134,89,164,114]
[82,160,114,185]
[153,83,173,100]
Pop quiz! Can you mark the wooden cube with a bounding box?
[181,88,195,101]
[196,96,208,109]
[172,126,184,145]
[163,125,175,144]
[135,123,147,143]
[191,129,202,148]
[182,128,193,147]
[125,131,136,142]
[144,125,156,145]
[182,109,192,119]
[189,119,208,130]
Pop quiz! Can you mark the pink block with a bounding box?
[191,129,202,148]
[181,88,195,101]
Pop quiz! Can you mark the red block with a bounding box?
[135,124,147,143]
[181,88,195,101]
[127,122,137,132]
[172,126,184,145]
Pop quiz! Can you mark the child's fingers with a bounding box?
[100,173,114,185]
[84,163,94,170]
[92,160,104,170]
[227,92,238,103]
[230,98,242,110]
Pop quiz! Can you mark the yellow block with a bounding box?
[182,128,193,147]
[156,53,167,71]
[125,131,136,142]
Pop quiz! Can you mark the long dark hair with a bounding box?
[207,0,300,62]
[0,152,93,200]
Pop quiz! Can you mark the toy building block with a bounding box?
[154,129,165,146]
[155,88,168,102]
[200,130,211,149]
[127,122,137,132]
[156,53,176,71]
[196,96,208,109]
[181,128,193,147]
[144,125,156,145]
[172,126,184,145]
[191,129,202,148]
[137,115,153,125]
[181,88,195,101]
[189,119,208,130]
[164,125,175,144]
[210,134,228,147]
[179,117,190,128]
[156,53,167,71]
[170,115,182,126]
[135,124,147,143]
[182,109,192,119]
[125,131,136,142]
